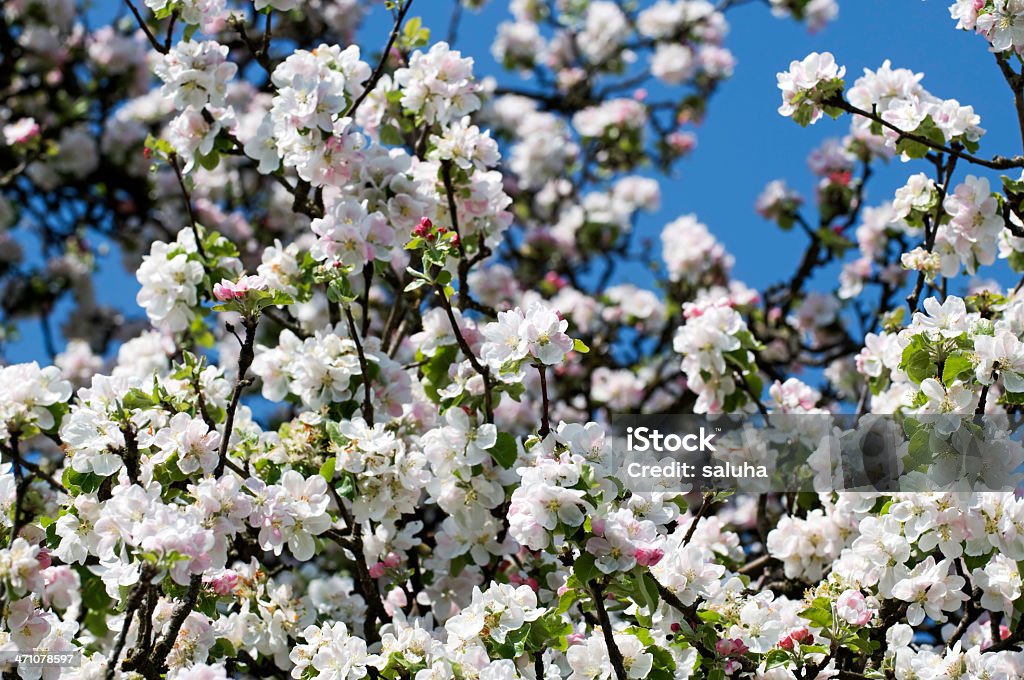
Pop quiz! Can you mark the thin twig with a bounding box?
[346,0,415,118]
[344,304,374,425]
[435,284,494,422]
[215,316,258,477]
[589,581,628,680]
[829,96,1024,170]
[122,0,167,54]
[537,364,551,437]
[170,155,207,260]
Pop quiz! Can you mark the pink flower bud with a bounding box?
[210,571,239,596]
[383,552,401,568]
[715,638,748,656]
[634,546,665,567]
[213,280,236,302]
[836,589,872,626]
[36,549,52,570]
[4,118,40,145]
[368,562,386,578]
[667,131,696,154]
[779,627,811,651]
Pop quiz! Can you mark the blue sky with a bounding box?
[8,0,1019,363]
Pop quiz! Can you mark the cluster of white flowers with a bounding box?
[770,0,839,32]
[847,59,984,154]
[660,214,733,285]
[245,470,332,561]
[243,45,370,183]
[290,621,372,680]
[673,300,751,413]
[0,362,71,444]
[155,40,237,109]
[252,326,409,414]
[567,632,655,680]
[480,302,577,373]
[394,43,480,126]
[934,175,1002,276]
[136,228,212,332]
[951,0,1024,53]
[572,99,647,139]
[445,582,544,645]
[310,199,395,268]
[776,51,846,125]
[508,452,591,551]
[586,508,664,573]
[332,416,429,523]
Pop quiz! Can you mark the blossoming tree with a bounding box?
[2,0,1024,678]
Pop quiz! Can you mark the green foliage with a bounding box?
[489,432,518,469]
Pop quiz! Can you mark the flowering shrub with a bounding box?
[4,0,1024,679]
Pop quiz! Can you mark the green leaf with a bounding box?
[556,589,578,614]
[572,338,590,354]
[335,474,356,500]
[489,432,518,469]
[764,649,791,669]
[638,572,661,612]
[900,336,935,385]
[799,597,834,630]
[380,125,404,146]
[573,552,598,585]
[942,352,974,386]
[320,457,336,483]
[404,278,428,292]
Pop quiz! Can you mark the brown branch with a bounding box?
[536,364,551,437]
[434,284,494,422]
[344,304,374,426]
[169,154,207,261]
[215,316,258,477]
[829,96,1024,170]
[325,485,387,645]
[994,53,1024,156]
[589,581,628,680]
[346,0,415,118]
[122,0,167,54]
[106,570,152,680]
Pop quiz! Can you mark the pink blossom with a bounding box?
[4,118,40,145]
[213,274,266,302]
[836,589,873,626]
[715,638,749,656]
[778,627,812,651]
[634,546,665,567]
[208,571,239,596]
